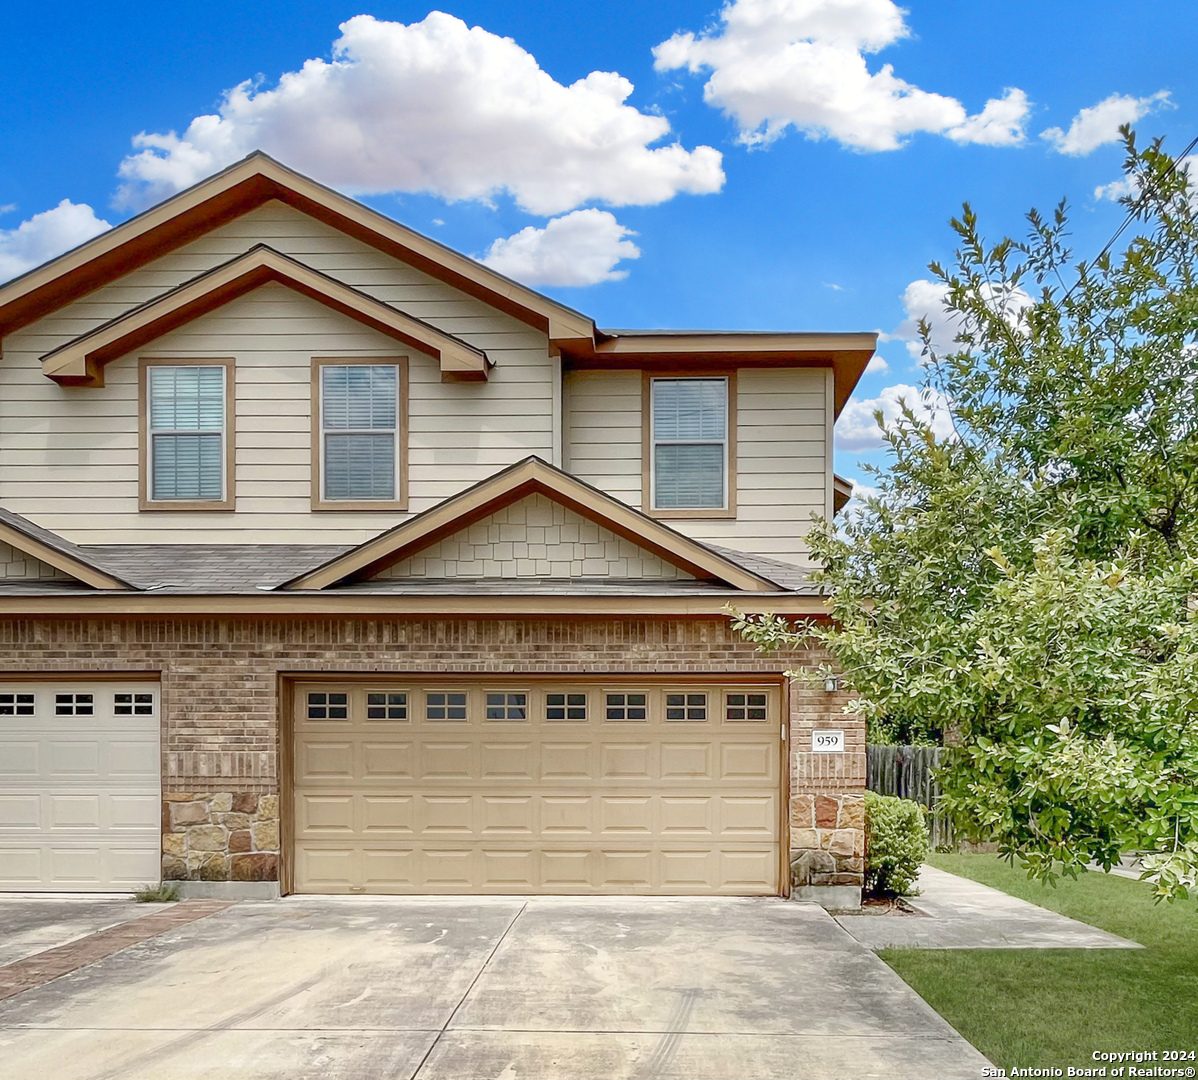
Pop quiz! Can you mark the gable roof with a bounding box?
[0,507,134,590]
[0,152,878,414]
[39,245,490,386]
[0,153,597,349]
[279,457,782,593]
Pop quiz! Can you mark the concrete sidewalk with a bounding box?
[835,865,1142,950]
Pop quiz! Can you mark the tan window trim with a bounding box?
[310,356,409,512]
[641,369,737,520]
[139,357,235,512]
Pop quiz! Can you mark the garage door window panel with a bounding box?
[114,693,154,716]
[307,692,349,720]
[427,692,468,721]
[666,693,708,721]
[0,693,35,716]
[605,693,648,721]
[485,693,528,721]
[725,692,768,722]
[55,693,94,717]
[546,693,588,721]
[367,692,408,721]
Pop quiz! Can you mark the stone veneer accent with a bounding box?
[788,792,865,889]
[0,615,865,895]
[374,493,690,580]
[162,792,280,882]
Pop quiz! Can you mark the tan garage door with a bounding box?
[292,680,782,895]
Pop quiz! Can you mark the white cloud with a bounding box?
[652,0,1029,151]
[864,354,889,374]
[835,382,955,450]
[1041,91,1171,156]
[116,12,724,216]
[480,209,641,286]
[892,279,960,361]
[946,88,1031,147]
[1093,176,1137,203]
[891,277,1031,363]
[0,200,112,283]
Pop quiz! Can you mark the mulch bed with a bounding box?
[858,894,924,916]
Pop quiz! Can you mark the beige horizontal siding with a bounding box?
[564,369,643,507]
[564,366,827,564]
[1,201,833,559]
[1,269,553,542]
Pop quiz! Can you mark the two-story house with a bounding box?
[0,154,872,907]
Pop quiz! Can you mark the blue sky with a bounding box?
[2,1,1195,486]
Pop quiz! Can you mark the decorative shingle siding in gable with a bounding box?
[0,540,70,580]
[372,493,690,580]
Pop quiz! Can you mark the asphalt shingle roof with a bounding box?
[0,508,820,598]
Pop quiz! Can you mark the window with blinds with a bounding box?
[650,377,728,509]
[148,365,226,501]
[320,364,399,502]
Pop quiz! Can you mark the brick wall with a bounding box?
[0,615,865,891]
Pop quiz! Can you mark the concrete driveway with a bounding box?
[0,896,990,1080]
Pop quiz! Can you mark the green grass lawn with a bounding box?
[880,853,1198,1071]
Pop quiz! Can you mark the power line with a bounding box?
[1063,132,1198,302]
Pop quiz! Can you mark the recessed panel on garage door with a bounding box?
[291,682,781,896]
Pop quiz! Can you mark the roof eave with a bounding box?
[0,152,597,350]
[38,245,489,385]
[563,331,877,418]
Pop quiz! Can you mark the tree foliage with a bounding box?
[734,130,1198,897]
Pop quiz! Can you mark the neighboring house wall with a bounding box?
[0,541,69,580]
[564,366,829,564]
[374,493,689,580]
[0,203,554,543]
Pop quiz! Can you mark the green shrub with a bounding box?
[133,881,180,903]
[865,791,930,896]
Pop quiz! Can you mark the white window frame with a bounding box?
[313,359,406,510]
[649,375,731,514]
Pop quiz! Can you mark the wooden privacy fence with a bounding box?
[867,744,956,849]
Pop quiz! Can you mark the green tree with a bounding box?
[734,130,1198,897]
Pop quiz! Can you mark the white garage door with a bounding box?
[0,681,161,891]
[293,679,782,895]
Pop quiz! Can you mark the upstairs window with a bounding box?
[317,362,402,506]
[650,377,729,512]
[145,363,231,508]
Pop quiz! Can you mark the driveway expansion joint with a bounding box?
[409,900,528,1080]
